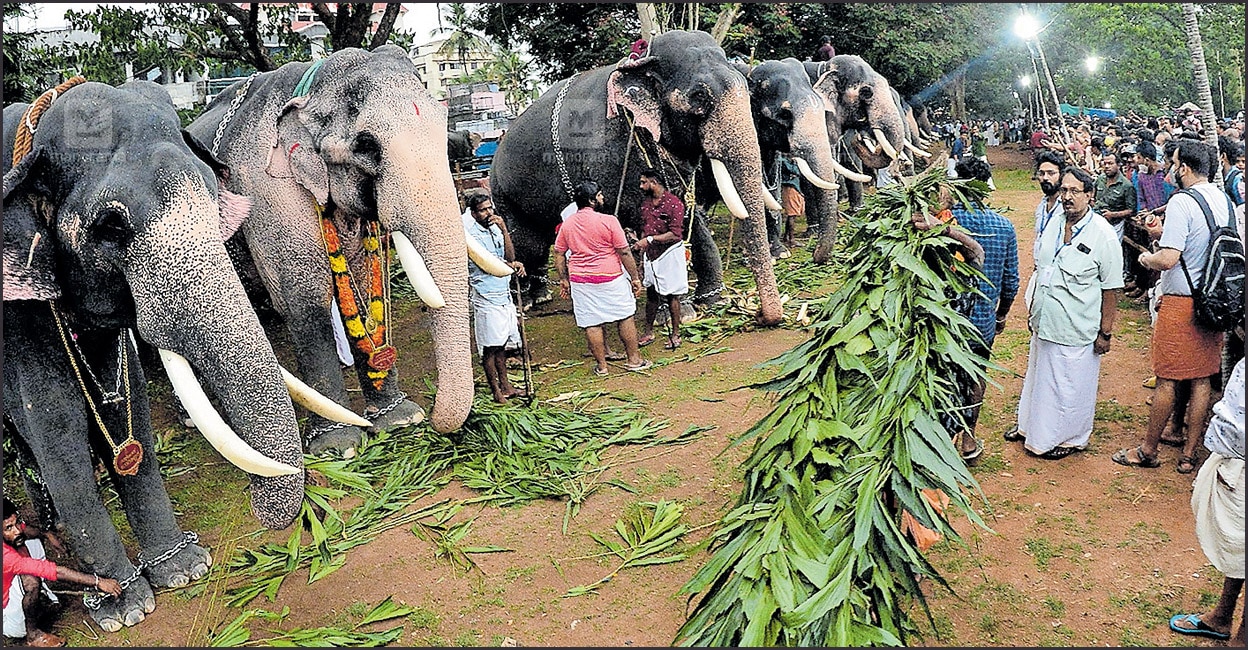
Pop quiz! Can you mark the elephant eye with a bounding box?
[90,206,132,247]
[352,131,382,168]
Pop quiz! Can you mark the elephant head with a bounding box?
[2,81,315,630]
[192,45,492,441]
[743,58,873,262]
[809,55,906,174]
[492,29,781,323]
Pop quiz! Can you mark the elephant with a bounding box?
[489,30,783,324]
[729,57,871,263]
[2,80,318,632]
[911,101,939,142]
[447,129,482,165]
[187,46,511,456]
[802,55,908,218]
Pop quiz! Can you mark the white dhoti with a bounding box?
[471,292,521,356]
[569,275,636,328]
[1191,453,1245,579]
[642,243,689,297]
[1017,334,1102,454]
[2,539,55,639]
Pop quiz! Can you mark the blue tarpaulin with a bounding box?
[1060,103,1117,119]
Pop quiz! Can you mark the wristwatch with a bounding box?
[647,236,654,245]
[1097,330,1112,340]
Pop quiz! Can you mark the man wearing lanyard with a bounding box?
[1009,165,1123,460]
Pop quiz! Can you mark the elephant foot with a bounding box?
[532,286,554,306]
[692,285,726,309]
[366,398,425,431]
[769,242,791,260]
[307,425,366,458]
[142,539,211,589]
[91,575,155,633]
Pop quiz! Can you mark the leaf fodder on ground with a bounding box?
[675,169,995,647]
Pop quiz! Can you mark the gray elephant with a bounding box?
[802,55,908,219]
[189,46,509,456]
[3,81,318,632]
[489,30,783,324]
[447,129,482,165]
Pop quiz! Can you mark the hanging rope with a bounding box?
[12,76,87,167]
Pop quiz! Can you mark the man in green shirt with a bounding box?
[1093,151,1137,243]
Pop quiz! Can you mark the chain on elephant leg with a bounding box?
[305,413,366,458]
[84,566,155,633]
[359,371,424,433]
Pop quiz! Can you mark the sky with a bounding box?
[14,3,460,47]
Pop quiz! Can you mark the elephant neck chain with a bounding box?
[49,303,143,477]
[316,206,396,389]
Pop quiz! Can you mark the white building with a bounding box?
[410,37,493,101]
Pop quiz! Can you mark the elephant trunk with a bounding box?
[379,137,474,433]
[701,82,783,325]
[790,111,843,264]
[127,175,304,530]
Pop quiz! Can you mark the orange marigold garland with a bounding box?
[318,206,396,390]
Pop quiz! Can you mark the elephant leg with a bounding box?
[2,315,154,633]
[353,353,424,433]
[4,422,58,532]
[845,179,864,212]
[85,333,210,590]
[765,208,786,259]
[688,208,725,308]
[509,222,555,309]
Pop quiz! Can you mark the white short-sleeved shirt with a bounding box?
[1157,182,1236,296]
[1028,209,1125,346]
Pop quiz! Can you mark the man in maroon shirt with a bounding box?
[4,498,121,646]
[632,169,688,350]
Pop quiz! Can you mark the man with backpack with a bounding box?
[1114,139,1244,474]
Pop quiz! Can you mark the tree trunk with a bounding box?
[1182,3,1221,178]
[369,4,402,50]
[710,3,741,45]
[636,3,659,39]
[951,74,966,122]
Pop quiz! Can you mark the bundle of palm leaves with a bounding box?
[674,168,994,646]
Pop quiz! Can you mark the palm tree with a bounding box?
[486,47,534,115]
[1180,4,1219,164]
[432,3,490,82]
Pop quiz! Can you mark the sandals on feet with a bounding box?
[592,366,609,377]
[1037,445,1080,460]
[1176,455,1198,474]
[624,360,653,372]
[1169,613,1230,640]
[637,335,655,348]
[1003,425,1025,442]
[1112,445,1161,468]
[664,337,682,350]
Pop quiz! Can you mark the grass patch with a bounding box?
[1042,595,1066,618]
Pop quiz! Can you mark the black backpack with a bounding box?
[1178,188,1245,332]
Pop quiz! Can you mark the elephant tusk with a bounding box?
[761,182,783,211]
[904,140,932,158]
[464,231,514,278]
[874,128,899,160]
[710,158,749,221]
[793,157,839,190]
[859,131,879,155]
[280,366,372,428]
[829,157,873,183]
[391,231,447,309]
[158,349,301,477]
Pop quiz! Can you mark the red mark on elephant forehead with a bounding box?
[413,102,420,116]
[289,143,301,155]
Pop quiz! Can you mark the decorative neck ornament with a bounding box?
[317,204,396,391]
[50,304,143,476]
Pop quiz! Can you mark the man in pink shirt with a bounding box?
[4,498,121,646]
[554,180,652,376]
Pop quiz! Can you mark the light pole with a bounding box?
[1015,9,1073,160]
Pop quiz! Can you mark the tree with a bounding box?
[1181,4,1219,154]
[311,3,402,51]
[433,3,491,79]
[3,4,40,102]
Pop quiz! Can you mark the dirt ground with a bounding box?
[32,144,1239,648]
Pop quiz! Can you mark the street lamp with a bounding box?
[1014,9,1072,149]
[1019,74,1031,88]
[1103,101,1112,109]
[1085,55,1100,74]
[1013,13,1041,40]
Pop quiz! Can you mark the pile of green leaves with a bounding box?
[208,596,414,647]
[219,392,701,607]
[674,168,993,646]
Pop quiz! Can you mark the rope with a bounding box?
[13,76,87,167]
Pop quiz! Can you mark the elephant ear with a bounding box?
[183,130,253,241]
[812,62,840,115]
[3,148,59,301]
[606,58,662,144]
[266,96,330,206]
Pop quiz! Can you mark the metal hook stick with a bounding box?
[512,274,535,406]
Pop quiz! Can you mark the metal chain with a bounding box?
[63,327,126,404]
[308,391,408,442]
[211,73,259,157]
[550,73,581,202]
[83,531,199,610]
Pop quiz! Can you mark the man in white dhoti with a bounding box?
[632,169,689,350]
[1168,354,1244,643]
[1010,163,1123,460]
[463,193,526,404]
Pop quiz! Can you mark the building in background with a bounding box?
[409,37,493,101]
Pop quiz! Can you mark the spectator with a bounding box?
[948,127,970,177]
[4,498,122,647]
[1093,150,1138,242]
[1008,164,1122,460]
[553,180,651,376]
[1127,141,1175,299]
[1218,135,1245,206]
[778,155,804,257]
[1029,122,1050,157]
[814,35,835,61]
[1114,139,1231,474]
[462,192,527,404]
[949,157,1019,462]
[1167,355,1244,644]
[633,169,688,351]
